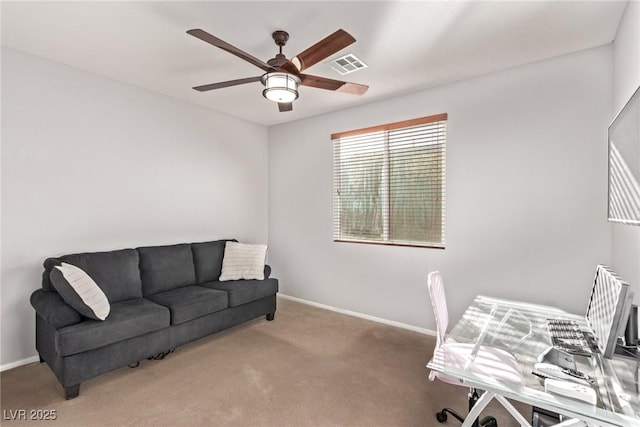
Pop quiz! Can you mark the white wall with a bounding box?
[1,47,269,367]
[268,46,613,331]
[612,0,640,304]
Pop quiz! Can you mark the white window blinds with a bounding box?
[332,114,447,248]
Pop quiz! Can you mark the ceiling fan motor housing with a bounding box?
[267,53,288,68]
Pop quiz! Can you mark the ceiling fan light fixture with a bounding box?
[261,72,300,103]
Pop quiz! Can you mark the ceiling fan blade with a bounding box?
[290,29,356,72]
[278,102,293,112]
[187,29,275,72]
[300,74,368,95]
[193,76,262,92]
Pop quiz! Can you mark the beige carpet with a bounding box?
[1,297,531,426]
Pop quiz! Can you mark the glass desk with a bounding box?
[426,296,640,427]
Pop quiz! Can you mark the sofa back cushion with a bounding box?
[191,239,236,284]
[138,243,196,296]
[42,249,143,303]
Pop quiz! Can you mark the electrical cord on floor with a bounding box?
[129,349,175,367]
[147,349,175,361]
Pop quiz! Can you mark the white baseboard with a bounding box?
[1,355,40,372]
[278,293,436,336]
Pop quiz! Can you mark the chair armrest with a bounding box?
[30,289,82,329]
[264,265,272,279]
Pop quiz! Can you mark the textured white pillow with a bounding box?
[51,262,111,321]
[219,242,267,281]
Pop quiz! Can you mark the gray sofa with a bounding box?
[30,239,278,399]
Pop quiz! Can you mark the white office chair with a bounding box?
[427,271,528,427]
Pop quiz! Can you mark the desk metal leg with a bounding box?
[460,390,533,427]
[461,391,495,427]
[494,395,531,426]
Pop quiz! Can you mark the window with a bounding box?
[332,113,447,248]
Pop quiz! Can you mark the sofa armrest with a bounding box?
[30,289,82,329]
[264,265,272,280]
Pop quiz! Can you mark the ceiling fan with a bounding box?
[187,28,369,112]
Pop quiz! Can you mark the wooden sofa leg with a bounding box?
[39,355,44,363]
[64,384,80,400]
[266,312,275,321]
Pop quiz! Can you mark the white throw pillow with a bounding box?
[219,242,267,281]
[50,262,111,321]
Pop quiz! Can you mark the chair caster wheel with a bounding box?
[436,411,447,423]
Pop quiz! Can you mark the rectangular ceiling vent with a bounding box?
[328,53,368,75]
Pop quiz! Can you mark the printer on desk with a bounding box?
[620,304,640,359]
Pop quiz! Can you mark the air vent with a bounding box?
[328,53,368,75]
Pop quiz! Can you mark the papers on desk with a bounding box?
[545,378,597,405]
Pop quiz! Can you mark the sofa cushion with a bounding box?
[56,298,170,357]
[146,286,228,325]
[201,278,278,307]
[138,244,196,296]
[191,239,236,284]
[44,249,143,303]
[50,262,110,321]
[219,242,268,281]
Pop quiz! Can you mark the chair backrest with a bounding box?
[427,271,449,350]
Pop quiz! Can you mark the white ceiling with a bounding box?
[1,1,628,126]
